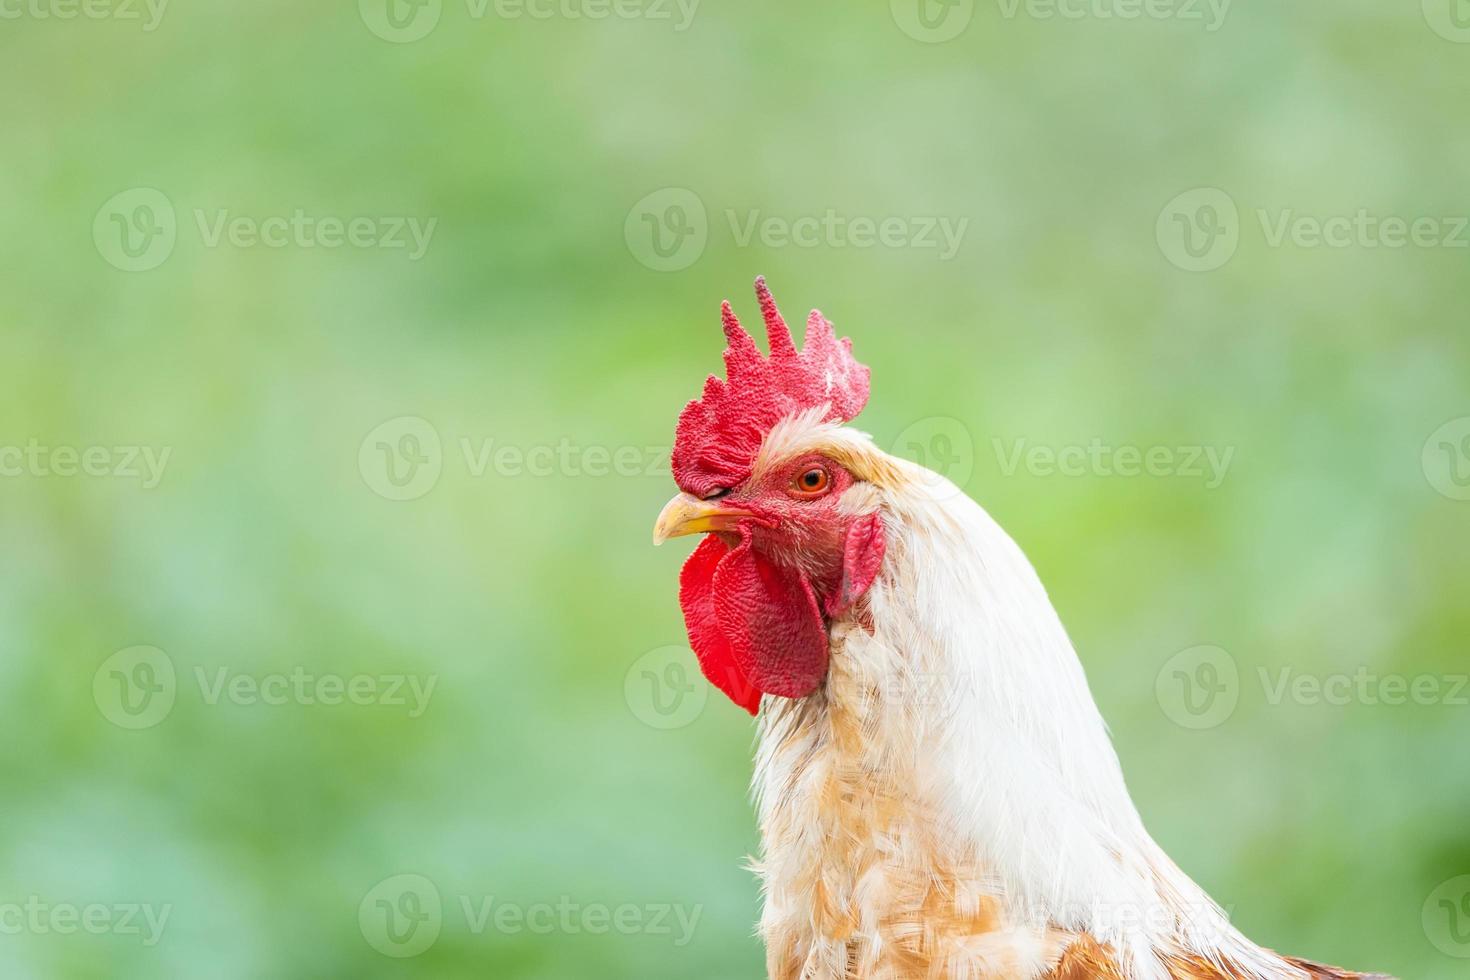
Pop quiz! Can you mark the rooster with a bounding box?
[651,279,1391,980]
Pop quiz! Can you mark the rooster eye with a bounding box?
[794,466,830,495]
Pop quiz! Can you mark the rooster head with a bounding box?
[653,278,887,714]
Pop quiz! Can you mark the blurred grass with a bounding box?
[2,1,1468,977]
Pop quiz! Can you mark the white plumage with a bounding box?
[745,413,1348,980]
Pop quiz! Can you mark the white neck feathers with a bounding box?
[753,439,1297,980]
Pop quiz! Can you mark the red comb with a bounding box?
[671,277,870,498]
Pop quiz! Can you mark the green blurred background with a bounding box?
[3,1,1469,977]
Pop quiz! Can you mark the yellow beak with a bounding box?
[652,493,750,545]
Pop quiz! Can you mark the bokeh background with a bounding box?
[3,1,1469,977]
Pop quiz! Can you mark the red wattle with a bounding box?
[711,527,829,701]
[677,526,832,712]
[678,536,762,714]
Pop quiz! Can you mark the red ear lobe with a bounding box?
[828,512,886,617]
[679,536,762,714]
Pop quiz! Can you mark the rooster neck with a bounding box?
[746,464,1305,980]
[751,641,1076,979]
